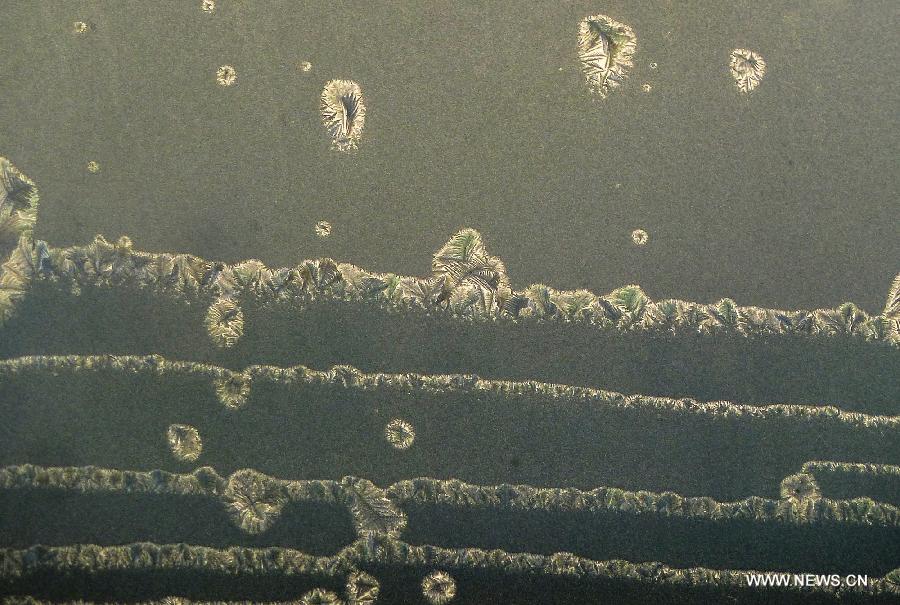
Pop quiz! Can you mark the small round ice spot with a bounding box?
[201,0,215,13]
[167,424,202,462]
[730,48,766,93]
[346,571,380,604]
[315,221,332,238]
[223,469,287,534]
[86,161,101,174]
[213,371,251,409]
[321,79,366,151]
[577,14,637,99]
[385,418,415,450]
[631,229,649,246]
[298,61,313,73]
[422,570,457,604]
[780,473,821,502]
[205,297,244,348]
[73,21,90,34]
[642,83,652,93]
[216,65,237,86]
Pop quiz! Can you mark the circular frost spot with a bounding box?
[422,570,457,604]
[167,424,202,462]
[730,48,767,93]
[346,571,380,604]
[385,418,415,450]
[216,65,237,86]
[780,473,821,502]
[213,371,251,409]
[321,79,366,151]
[315,220,332,238]
[205,298,244,348]
[223,469,287,534]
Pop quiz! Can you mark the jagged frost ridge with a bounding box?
[0,354,895,429]
[884,272,900,342]
[800,460,900,504]
[346,535,900,597]
[802,460,900,479]
[0,530,897,599]
[6,598,327,605]
[387,476,900,527]
[0,464,407,538]
[0,157,40,326]
[0,542,351,580]
[2,539,898,598]
[2,464,897,534]
[34,231,900,346]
